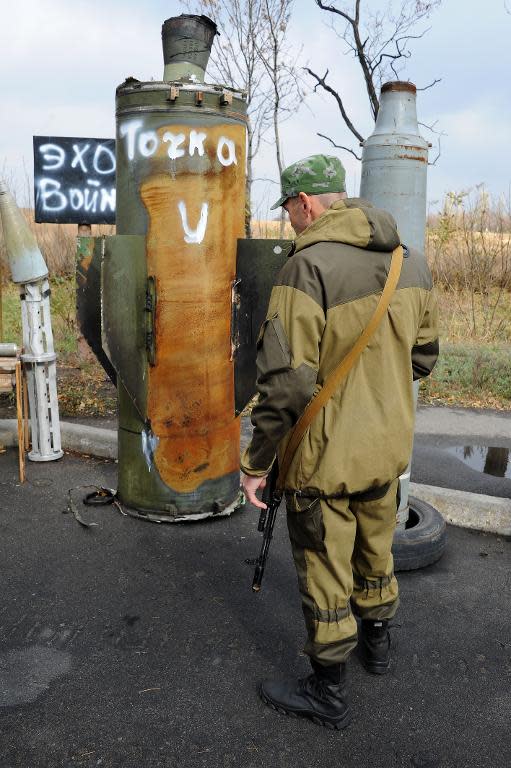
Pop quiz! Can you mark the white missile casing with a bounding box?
[0,180,62,462]
[0,180,48,284]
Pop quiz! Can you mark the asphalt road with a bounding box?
[0,448,510,768]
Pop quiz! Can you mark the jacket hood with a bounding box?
[294,197,401,254]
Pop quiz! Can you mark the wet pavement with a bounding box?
[445,445,511,479]
[0,447,510,768]
[411,435,511,499]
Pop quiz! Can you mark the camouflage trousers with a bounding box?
[286,479,400,666]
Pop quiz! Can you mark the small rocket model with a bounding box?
[0,181,63,461]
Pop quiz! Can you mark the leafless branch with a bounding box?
[250,0,302,235]
[418,118,446,166]
[305,67,364,143]
[313,0,443,134]
[417,78,442,91]
[374,30,428,72]
[317,133,362,161]
[429,136,442,166]
[315,0,355,24]
[419,119,439,132]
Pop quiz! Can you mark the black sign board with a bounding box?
[33,136,116,224]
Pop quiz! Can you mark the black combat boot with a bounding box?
[259,663,350,730]
[359,619,391,674]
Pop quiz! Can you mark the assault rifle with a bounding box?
[246,461,282,592]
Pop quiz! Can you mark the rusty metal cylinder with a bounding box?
[360,81,428,527]
[360,81,428,252]
[162,15,218,82]
[114,20,247,520]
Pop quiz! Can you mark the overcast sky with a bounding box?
[1,0,510,218]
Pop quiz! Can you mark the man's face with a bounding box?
[283,193,313,235]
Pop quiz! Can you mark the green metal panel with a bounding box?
[76,236,116,384]
[234,238,291,415]
[118,422,240,518]
[101,235,148,420]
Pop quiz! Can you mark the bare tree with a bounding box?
[184,0,274,236]
[184,0,302,235]
[306,0,442,159]
[256,0,302,236]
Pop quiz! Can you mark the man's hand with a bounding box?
[241,473,268,510]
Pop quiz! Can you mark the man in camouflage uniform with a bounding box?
[241,154,439,729]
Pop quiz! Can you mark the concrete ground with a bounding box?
[0,444,510,768]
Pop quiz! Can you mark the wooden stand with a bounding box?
[0,348,26,482]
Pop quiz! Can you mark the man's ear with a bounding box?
[298,191,311,212]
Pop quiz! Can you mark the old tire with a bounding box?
[392,496,447,572]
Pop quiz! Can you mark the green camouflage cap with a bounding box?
[270,154,346,210]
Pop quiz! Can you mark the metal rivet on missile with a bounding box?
[220,91,233,106]
[167,86,180,102]
[195,91,204,106]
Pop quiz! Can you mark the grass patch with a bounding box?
[419,343,511,409]
[1,278,116,418]
[435,285,511,344]
[1,278,78,356]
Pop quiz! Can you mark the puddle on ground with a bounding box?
[446,446,511,479]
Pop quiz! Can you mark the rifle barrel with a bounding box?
[249,461,281,592]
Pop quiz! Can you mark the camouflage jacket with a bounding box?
[240,198,439,496]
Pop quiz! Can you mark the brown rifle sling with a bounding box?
[276,244,404,491]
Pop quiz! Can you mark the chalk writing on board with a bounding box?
[33,136,116,224]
